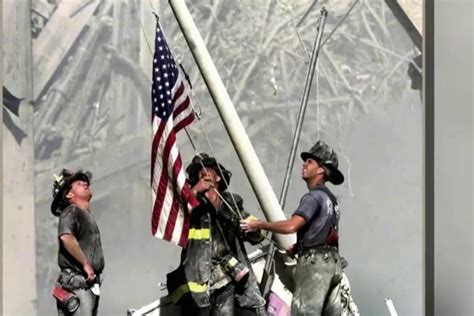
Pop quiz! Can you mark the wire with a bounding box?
[320,0,361,49]
[133,0,154,58]
[134,0,262,222]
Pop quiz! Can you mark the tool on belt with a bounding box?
[52,269,101,312]
[52,286,80,313]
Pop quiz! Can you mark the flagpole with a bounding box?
[168,0,296,251]
[260,8,328,296]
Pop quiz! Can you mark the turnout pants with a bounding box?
[181,283,266,316]
[291,248,343,316]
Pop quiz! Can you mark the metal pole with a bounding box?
[169,0,296,250]
[280,8,327,209]
[260,8,328,296]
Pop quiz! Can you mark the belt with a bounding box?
[59,269,101,290]
[61,268,101,279]
[297,245,338,256]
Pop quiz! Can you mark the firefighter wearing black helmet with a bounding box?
[167,153,266,315]
[51,169,104,316]
[241,140,345,316]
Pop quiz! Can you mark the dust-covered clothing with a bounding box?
[56,205,104,316]
[292,248,342,316]
[58,205,104,274]
[293,186,339,249]
[167,192,266,315]
[291,185,342,316]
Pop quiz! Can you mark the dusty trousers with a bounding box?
[291,248,343,316]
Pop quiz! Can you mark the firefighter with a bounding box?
[51,169,104,316]
[241,140,345,316]
[167,153,266,315]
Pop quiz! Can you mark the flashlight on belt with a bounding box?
[52,286,80,313]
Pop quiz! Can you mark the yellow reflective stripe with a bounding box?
[170,282,208,304]
[170,284,189,304]
[188,228,210,240]
[188,282,207,293]
[226,257,238,269]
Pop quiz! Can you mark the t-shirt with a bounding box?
[292,186,339,248]
[58,205,105,274]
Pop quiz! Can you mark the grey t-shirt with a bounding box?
[58,205,105,274]
[292,186,339,248]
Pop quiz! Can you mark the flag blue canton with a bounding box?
[152,27,179,121]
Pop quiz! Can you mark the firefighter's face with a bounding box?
[301,158,324,180]
[198,167,221,186]
[67,180,92,201]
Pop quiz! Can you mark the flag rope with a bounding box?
[133,3,241,215]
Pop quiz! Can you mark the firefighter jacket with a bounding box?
[167,191,265,309]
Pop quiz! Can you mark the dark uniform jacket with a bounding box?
[167,192,265,309]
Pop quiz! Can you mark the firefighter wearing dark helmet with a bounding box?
[241,140,345,315]
[167,153,266,315]
[51,169,104,316]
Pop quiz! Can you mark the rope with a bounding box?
[133,4,242,214]
[133,0,154,56]
[320,0,361,49]
[275,0,312,62]
[211,188,242,219]
[191,119,241,214]
[132,1,204,150]
[213,187,291,255]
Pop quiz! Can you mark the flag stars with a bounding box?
[152,27,191,120]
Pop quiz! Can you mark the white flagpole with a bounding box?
[168,0,296,250]
[385,298,399,316]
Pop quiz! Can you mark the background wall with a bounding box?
[2,1,37,315]
[434,1,473,315]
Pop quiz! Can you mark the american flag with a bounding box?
[151,22,199,247]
